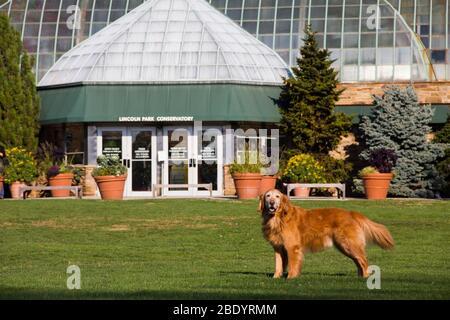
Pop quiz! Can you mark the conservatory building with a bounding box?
[1,0,449,197]
[35,0,289,197]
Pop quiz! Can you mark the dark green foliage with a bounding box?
[0,14,40,152]
[315,154,352,183]
[92,155,127,177]
[359,86,444,198]
[278,26,352,155]
[434,116,450,144]
[433,116,450,197]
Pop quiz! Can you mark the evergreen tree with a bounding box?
[434,116,450,144]
[278,25,352,156]
[0,14,40,152]
[433,116,450,197]
[359,86,444,198]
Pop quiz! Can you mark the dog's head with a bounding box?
[258,189,291,216]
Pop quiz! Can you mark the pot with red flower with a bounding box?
[360,148,398,200]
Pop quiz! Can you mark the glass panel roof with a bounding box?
[38,0,290,87]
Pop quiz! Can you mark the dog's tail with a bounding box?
[355,213,394,250]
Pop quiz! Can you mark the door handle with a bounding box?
[188,159,196,168]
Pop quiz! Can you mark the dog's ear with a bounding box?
[257,194,265,214]
[280,194,292,215]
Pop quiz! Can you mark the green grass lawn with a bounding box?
[0,198,449,299]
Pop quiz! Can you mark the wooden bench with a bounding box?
[285,183,346,200]
[152,183,213,198]
[19,186,82,200]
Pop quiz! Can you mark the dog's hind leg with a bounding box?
[333,233,370,278]
[281,246,288,274]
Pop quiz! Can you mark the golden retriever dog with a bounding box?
[258,189,394,279]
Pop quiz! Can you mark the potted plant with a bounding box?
[47,163,74,197]
[258,154,279,195]
[281,154,325,197]
[360,148,398,200]
[92,155,127,200]
[229,160,262,199]
[259,174,278,195]
[3,147,37,199]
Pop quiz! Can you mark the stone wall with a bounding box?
[336,81,450,105]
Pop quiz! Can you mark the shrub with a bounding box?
[282,154,325,183]
[36,142,63,173]
[3,147,37,184]
[315,154,352,183]
[229,162,261,175]
[433,116,450,197]
[358,86,444,197]
[229,148,263,175]
[92,155,127,177]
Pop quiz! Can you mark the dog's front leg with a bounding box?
[286,246,303,279]
[273,246,285,278]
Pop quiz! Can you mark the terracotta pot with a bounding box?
[48,173,74,197]
[232,173,262,199]
[259,175,278,195]
[10,181,26,199]
[94,175,127,200]
[294,187,310,198]
[362,173,393,200]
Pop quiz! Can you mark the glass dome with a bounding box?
[38,0,290,87]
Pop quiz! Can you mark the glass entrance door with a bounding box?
[128,128,156,197]
[163,127,193,196]
[163,126,223,196]
[195,127,223,196]
[98,127,156,197]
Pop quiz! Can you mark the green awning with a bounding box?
[38,84,449,124]
[38,84,282,124]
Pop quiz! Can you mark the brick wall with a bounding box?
[223,164,236,196]
[336,81,450,105]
